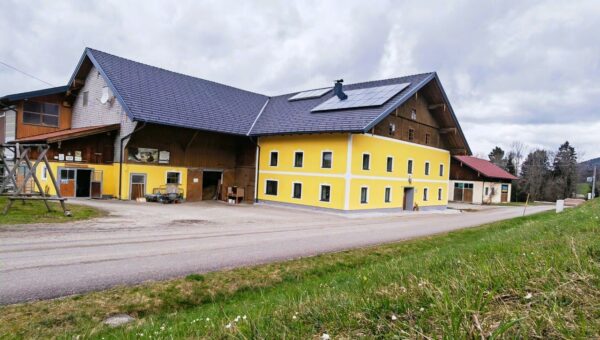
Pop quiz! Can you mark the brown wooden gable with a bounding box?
[373,78,469,155]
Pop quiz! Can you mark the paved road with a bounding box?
[0,201,552,305]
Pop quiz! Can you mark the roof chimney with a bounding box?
[333,79,347,100]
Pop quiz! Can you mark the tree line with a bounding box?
[486,141,583,202]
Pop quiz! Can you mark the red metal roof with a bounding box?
[14,124,120,143]
[454,155,518,180]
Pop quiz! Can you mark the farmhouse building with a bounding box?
[1,48,470,211]
[449,155,518,204]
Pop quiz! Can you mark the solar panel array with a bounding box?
[288,88,331,101]
[311,83,410,112]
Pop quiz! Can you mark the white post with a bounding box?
[556,199,565,213]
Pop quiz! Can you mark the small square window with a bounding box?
[408,128,415,141]
[423,188,429,201]
[270,151,278,166]
[360,187,368,204]
[82,91,89,107]
[425,162,430,176]
[362,154,370,170]
[166,172,180,184]
[386,157,393,172]
[411,109,417,120]
[322,151,332,169]
[294,152,303,167]
[320,185,331,202]
[385,187,391,203]
[407,160,414,175]
[293,183,302,199]
[266,180,278,195]
[425,133,431,145]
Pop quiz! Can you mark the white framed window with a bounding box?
[411,108,417,120]
[386,156,393,172]
[166,171,181,184]
[362,153,370,170]
[360,186,369,204]
[439,163,444,177]
[423,187,429,201]
[438,187,443,200]
[321,151,333,169]
[407,159,414,175]
[270,151,278,166]
[294,151,304,168]
[41,165,48,180]
[292,182,302,199]
[424,162,430,176]
[385,187,392,203]
[265,180,278,196]
[320,184,331,202]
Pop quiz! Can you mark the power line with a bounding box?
[0,60,54,86]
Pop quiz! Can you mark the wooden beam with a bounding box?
[450,148,467,155]
[439,127,457,134]
[428,103,446,110]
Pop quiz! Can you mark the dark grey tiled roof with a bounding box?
[249,73,435,135]
[87,48,269,136]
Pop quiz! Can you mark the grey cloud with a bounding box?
[1,0,599,159]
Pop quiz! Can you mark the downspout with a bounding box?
[249,136,260,202]
[118,122,146,199]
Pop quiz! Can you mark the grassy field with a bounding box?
[0,197,105,225]
[1,200,599,339]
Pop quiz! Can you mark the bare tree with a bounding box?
[510,141,526,175]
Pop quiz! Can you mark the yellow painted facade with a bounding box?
[36,162,188,199]
[257,133,450,211]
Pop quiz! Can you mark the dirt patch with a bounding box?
[170,219,211,225]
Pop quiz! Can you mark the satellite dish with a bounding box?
[100,86,111,104]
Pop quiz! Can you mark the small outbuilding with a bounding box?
[449,155,518,204]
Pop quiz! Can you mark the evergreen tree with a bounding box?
[552,141,578,199]
[506,152,516,175]
[488,146,506,168]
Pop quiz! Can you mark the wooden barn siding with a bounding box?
[373,93,449,150]
[127,124,256,201]
[15,94,72,139]
[449,158,513,183]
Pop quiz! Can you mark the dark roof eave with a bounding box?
[0,85,69,103]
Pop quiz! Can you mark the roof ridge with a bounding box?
[270,72,435,98]
[86,47,268,99]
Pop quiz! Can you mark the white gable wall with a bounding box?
[71,66,137,162]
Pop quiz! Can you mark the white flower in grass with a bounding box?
[391,314,398,321]
[206,317,210,322]
[160,325,165,331]
[243,315,247,320]
[419,307,425,312]
[524,293,533,299]
[321,333,330,340]
[225,322,232,329]
[292,315,298,320]
[235,315,241,322]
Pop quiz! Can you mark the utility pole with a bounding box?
[592,166,597,199]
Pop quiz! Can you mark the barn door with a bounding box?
[186,168,203,202]
[130,173,146,200]
[59,169,76,197]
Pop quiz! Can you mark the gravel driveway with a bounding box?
[0,200,552,305]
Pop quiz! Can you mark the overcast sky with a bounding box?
[1,1,599,160]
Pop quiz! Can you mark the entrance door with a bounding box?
[130,173,146,200]
[202,171,222,200]
[59,169,76,197]
[501,184,509,202]
[403,187,415,210]
[91,170,103,199]
[75,169,92,197]
[186,168,203,202]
